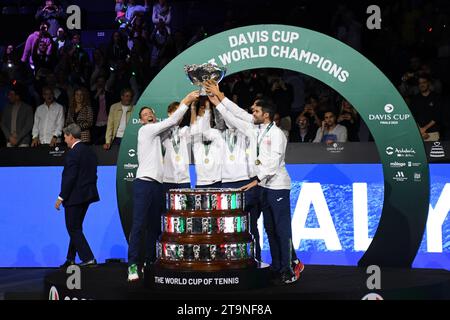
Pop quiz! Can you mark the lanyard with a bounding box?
[256,122,274,157]
[161,142,166,157]
[202,135,211,157]
[225,129,237,154]
[171,126,181,154]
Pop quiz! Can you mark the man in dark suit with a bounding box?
[55,123,99,268]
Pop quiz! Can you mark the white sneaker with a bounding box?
[128,264,139,282]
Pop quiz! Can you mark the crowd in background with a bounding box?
[0,0,449,149]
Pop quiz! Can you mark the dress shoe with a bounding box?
[78,259,97,267]
[59,260,75,268]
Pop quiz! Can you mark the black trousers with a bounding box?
[65,203,95,262]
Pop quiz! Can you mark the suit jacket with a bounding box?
[105,102,134,144]
[59,142,100,207]
[0,102,34,145]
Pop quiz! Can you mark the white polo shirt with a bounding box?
[161,125,191,184]
[216,99,291,190]
[190,110,223,186]
[135,104,188,183]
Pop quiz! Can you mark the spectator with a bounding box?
[105,60,139,105]
[410,75,442,141]
[31,87,65,147]
[1,45,21,81]
[269,72,294,135]
[35,0,66,37]
[65,87,94,144]
[53,27,70,53]
[89,48,108,91]
[337,99,360,142]
[232,71,264,111]
[1,45,16,70]
[313,110,347,143]
[115,0,150,31]
[283,70,305,115]
[302,95,321,128]
[149,20,172,75]
[127,11,150,51]
[1,84,34,147]
[152,0,172,31]
[106,31,130,67]
[399,62,443,97]
[104,88,134,149]
[45,73,69,116]
[274,112,289,139]
[21,22,53,69]
[91,76,113,145]
[290,113,316,143]
[66,33,91,87]
[32,38,55,73]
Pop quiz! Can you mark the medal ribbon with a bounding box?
[171,126,181,154]
[256,122,274,157]
[202,134,211,157]
[225,129,237,154]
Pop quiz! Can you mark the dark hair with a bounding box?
[42,86,53,95]
[322,109,336,120]
[10,83,26,99]
[139,106,154,119]
[306,94,319,103]
[120,87,134,97]
[417,74,431,82]
[254,99,276,121]
[40,21,51,29]
[167,101,180,114]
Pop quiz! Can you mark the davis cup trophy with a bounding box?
[184,63,227,95]
[144,187,271,291]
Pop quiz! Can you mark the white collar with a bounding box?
[71,140,81,149]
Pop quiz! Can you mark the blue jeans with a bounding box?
[222,178,261,261]
[260,187,293,273]
[128,179,163,266]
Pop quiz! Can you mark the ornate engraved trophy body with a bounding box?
[157,188,256,271]
[184,63,227,96]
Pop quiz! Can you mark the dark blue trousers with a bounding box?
[163,182,191,201]
[65,203,94,262]
[196,181,222,188]
[128,179,163,266]
[222,178,262,261]
[260,187,293,273]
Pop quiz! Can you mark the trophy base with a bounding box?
[144,261,271,291]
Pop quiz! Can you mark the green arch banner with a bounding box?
[116,25,429,267]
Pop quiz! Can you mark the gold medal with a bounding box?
[229,155,235,161]
[255,159,261,165]
[175,154,181,162]
[204,158,209,164]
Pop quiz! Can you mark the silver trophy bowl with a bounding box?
[184,63,227,96]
